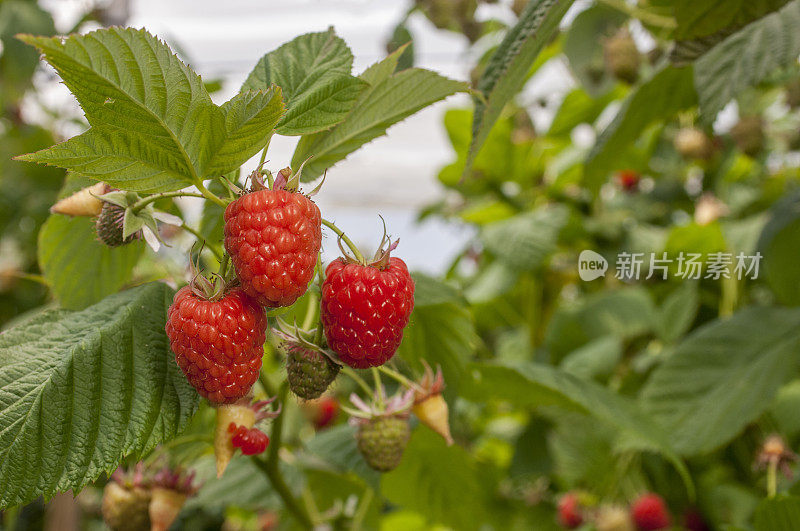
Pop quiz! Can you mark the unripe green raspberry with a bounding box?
[286,345,340,400]
[101,481,151,531]
[356,415,410,472]
[604,28,640,84]
[96,201,138,247]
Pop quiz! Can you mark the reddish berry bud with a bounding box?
[557,492,584,528]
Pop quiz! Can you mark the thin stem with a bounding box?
[258,131,273,170]
[302,292,318,331]
[371,367,384,407]
[597,0,676,28]
[259,371,277,397]
[268,383,288,467]
[181,224,223,261]
[301,486,322,524]
[378,365,417,390]
[251,457,314,529]
[194,179,226,208]
[351,488,374,531]
[130,191,204,213]
[321,219,365,263]
[341,367,373,396]
[249,381,314,528]
[767,458,778,498]
[4,271,48,286]
[218,253,230,279]
[313,254,325,346]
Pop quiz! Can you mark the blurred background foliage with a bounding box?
[4,0,800,530]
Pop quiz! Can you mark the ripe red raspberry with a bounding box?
[228,423,269,455]
[557,492,584,528]
[166,286,266,404]
[631,493,671,530]
[224,185,321,308]
[321,257,414,368]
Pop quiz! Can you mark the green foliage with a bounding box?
[672,0,790,40]
[7,2,800,528]
[548,86,624,136]
[302,425,380,490]
[242,29,366,136]
[38,214,143,310]
[0,0,55,104]
[695,0,800,122]
[292,49,468,180]
[209,89,285,174]
[642,307,800,455]
[468,0,575,173]
[396,274,476,396]
[753,496,800,530]
[562,4,627,96]
[0,282,199,509]
[15,28,285,193]
[758,185,800,306]
[585,66,697,191]
[382,428,490,531]
[481,206,569,270]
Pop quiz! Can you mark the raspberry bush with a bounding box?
[3,1,800,529]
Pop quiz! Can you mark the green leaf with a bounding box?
[641,307,800,456]
[464,360,692,493]
[0,0,55,103]
[292,56,468,180]
[481,205,569,271]
[769,380,800,437]
[302,425,380,491]
[758,191,800,305]
[467,0,575,173]
[545,287,656,360]
[585,66,697,192]
[17,28,225,191]
[17,127,197,193]
[0,282,199,509]
[548,413,628,493]
[241,29,366,136]
[561,5,627,96]
[656,282,699,343]
[560,335,623,381]
[753,496,800,531]
[186,456,286,511]
[387,22,415,71]
[673,0,790,40]
[547,87,624,137]
[382,428,490,531]
[207,89,285,175]
[694,0,800,123]
[38,214,143,310]
[396,274,476,396]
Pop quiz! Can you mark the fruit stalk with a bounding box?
[194,179,227,207]
[321,219,365,263]
[129,191,205,214]
[250,384,314,528]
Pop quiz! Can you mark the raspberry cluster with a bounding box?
[164,169,417,477]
